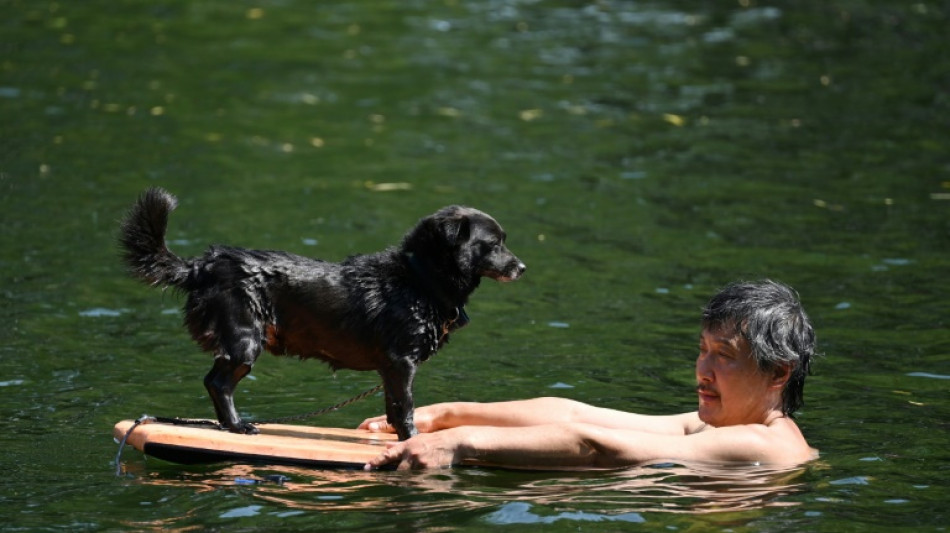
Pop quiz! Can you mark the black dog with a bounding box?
[119,188,525,440]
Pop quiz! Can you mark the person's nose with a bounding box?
[696,352,713,383]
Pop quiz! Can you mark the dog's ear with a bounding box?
[440,215,470,246]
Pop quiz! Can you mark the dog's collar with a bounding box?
[446,306,470,332]
[440,305,470,346]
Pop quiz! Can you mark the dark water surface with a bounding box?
[2,1,948,531]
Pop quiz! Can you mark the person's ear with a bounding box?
[769,363,793,389]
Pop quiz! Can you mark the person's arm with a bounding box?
[364,422,623,470]
[358,397,695,435]
[363,420,811,470]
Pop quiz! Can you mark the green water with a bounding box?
[2,0,948,530]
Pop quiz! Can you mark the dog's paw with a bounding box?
[229,422,260,435]
[396,424,419,441]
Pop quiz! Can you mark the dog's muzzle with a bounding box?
[492,260,526,282]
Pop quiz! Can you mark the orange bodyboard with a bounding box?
[114,419,398,469]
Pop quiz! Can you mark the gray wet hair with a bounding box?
[701,280,816,416]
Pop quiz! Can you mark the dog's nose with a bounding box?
[513,261,526,277]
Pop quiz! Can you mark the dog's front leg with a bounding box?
[379,358,418,441]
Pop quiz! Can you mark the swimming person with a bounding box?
[360,280,818,470]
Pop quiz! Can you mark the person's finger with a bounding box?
[363,442,403,470]
[366,421,389,432]
[358,417,394,433]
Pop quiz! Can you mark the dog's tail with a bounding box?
[119,187,192,289]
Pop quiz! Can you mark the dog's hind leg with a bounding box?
[379,358,419,441]
[204,328,263,434]
[204,358,257,434]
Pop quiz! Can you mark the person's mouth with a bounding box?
[697,386,719,403]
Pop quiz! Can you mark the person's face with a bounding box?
[696,327,785,426]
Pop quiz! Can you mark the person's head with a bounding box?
[699,280,815,418]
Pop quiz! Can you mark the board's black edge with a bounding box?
[142,442,391,470]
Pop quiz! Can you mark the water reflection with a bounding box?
[498,463,810,515]
[123,460,811,523]
[477,463,811,517]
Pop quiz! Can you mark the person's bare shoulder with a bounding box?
[681,417,815,465]
[766,417,818,463]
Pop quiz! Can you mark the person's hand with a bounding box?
[357,414,394,433]
[358,404,443,434]
[363,430,464,470]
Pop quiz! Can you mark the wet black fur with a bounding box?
[119,188,525,439]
